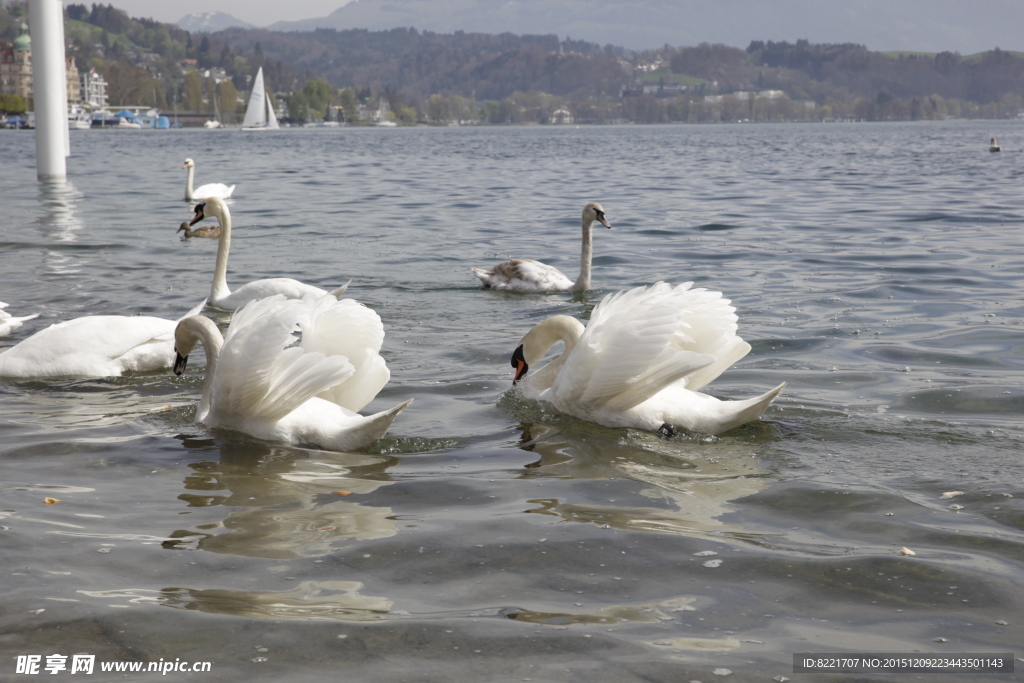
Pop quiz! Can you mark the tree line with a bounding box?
[2,2,1023,124]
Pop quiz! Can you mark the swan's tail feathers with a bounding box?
[225,185,236,198]
[0,302,40,322]
[329,280,351,299]
[0,310,39,336]
[178,299,209,321]
[720,381,786,433]
[471,267,493,285]
[343,398,413,450]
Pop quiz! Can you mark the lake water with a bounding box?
[1,121,1022,681]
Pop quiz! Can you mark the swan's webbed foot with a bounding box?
[658,423,677,438]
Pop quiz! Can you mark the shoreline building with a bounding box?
[0,22,33,102]
[1,22,89,108]
[81,67,107,109]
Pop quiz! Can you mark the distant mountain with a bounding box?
[177,11,254,33]
[267,0,1024,54]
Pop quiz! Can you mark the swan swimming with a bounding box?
[187,197,348,311]
[509,282,785,435]
[0,301,39,337]
[173,293,411,452]
[183,158,235,202]
[0,301,206,378]
[989,137,1001,152]
[177,221,220,239]
[472,203,611,292]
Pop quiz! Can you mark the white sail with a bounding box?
[266,90,279,129]
[242,67,275,129]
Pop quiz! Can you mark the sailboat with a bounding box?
[241,67,279,131]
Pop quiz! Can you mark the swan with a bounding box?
[0,301,39,337]
[187,197,348,311]
[509,281,785,436]
[0,300,206,378]
[177,221,220,239]
[472,202,611,292]
[173,293,411,452]
[183,158,235,202]
[989,137,1001,152]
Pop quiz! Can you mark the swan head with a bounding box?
[182,158,195,170]
[583,203,611,229]
[511,344,528,383]
[189,196,227,226]
[173,322,199,375]
[512,315,585,384]
[177,222,190,234]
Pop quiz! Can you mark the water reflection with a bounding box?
[36,179,84,242]
[166,439,401,559]
[80,581,392,622]
[515,421,776,543]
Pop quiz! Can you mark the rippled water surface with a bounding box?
[1,122,1023,681]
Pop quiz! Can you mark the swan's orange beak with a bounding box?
[511,344,528,384]
[189,203,206,226]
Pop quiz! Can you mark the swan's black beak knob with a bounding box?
[511,344,528,384]
[173,350,188,376]
[189,203,206,226]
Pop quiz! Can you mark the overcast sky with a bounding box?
[109,0,351,27]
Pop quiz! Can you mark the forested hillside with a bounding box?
[2,1,1022,124]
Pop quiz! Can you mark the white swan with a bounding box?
[472,202,611,292]
[0,301,206,378]
[989,137,1001,152]
[183,158,235,202]
[173,293,411,452]
[188,197,348,311]
[510,282,785,436]
[0,301,39,337]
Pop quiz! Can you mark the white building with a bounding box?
[549,106,574,124]
[81,68,107,109]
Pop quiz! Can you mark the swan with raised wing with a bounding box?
[173,293,411,452]
[509,282,785,435]
[0,301,206,378]
[187,197,347,310]
[0,301,39,337]
[472,202,611,292]
[183,158,235,201]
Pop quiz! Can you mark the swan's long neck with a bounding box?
[521,315,585,388]
[210,209,232,304]
[572,218,595,292]
[178,316,223,421]
[184,165,195,201]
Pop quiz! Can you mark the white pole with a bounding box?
[28,0,68,181]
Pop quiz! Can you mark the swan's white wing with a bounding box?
[474,259,574,292]
[298,296,390,412]
[213,296,353,423]
[192,183,235,200]
[552,282,750,412]
[213,278,329,311]
[0,315,175,377]
[663,285,751,392]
